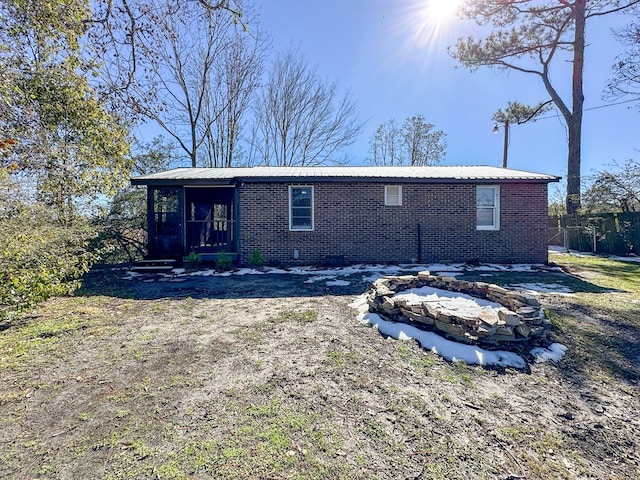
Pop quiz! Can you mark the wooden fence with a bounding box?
[549,213,640,255]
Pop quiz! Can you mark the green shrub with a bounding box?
[248,249,264,267]
[0,208,96,321]
[184,250,202,268]
[216,251,232,271]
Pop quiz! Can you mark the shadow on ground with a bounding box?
[77,264,617,302]
[75,266,370,300]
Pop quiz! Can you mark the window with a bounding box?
[289,186,314,231]
[385,185,402,206]
[476,186,500,230]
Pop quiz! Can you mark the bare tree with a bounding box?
[92,0,260,167]
[203,23,267,167]
[608,19,640,103]
[402,115,447,166]
[368,115,446,166]
[253,49,362,166]
[450,0,640,214]
[368,120,402,166]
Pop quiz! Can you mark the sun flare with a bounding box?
[397,0,464,53]
[425,0,462,22]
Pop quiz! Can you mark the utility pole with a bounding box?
[501,119,509,168]
[492,101,552,168]
[493,119,510,168]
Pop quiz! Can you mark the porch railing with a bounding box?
[186,218,236,252]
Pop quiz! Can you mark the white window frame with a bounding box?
[384,185,403,206]
[476,185,500,231]
[289,185,314,231]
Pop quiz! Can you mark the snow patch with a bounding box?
[394,286,504,319]
[531,343,567,363]
[509,283,574,295]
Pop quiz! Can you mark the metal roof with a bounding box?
[131,166,560,185]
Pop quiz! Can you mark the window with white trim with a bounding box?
[385,185,402,206]
[476,186,500,230]
[289,186,314,231]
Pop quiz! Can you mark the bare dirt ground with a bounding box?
[0,264,638,479]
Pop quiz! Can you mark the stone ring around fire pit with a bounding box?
[366,272,551,347]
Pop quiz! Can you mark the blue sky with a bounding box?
[257,0,639,185]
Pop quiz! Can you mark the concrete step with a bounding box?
[131,265,175,273]
[131,258,178,273]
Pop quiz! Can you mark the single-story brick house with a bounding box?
[130,166,560,265]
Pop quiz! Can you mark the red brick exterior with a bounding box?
[238,181,549,265]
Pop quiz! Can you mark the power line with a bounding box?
[534,97,638,122]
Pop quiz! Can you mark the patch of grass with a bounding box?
[410,354,436,373]
[548,254,640,383]
[111,396,348,480]
[397,344,411,359]
[0,297,125,371]
[327,350,344,366]
[553,253,640,294]
[459,372,473,385]
[273,309,318,324]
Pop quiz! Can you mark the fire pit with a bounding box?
[365,272,551,346]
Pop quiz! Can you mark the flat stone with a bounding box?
[489,285,509,295]
[517,307,538,318]
[506,292,528,303]
[515,324,531,338]
[394,298,408,310]
[395,275,417,284]
[400,308,427,323]
[409,304,424,314]
[381,297,396,312]
[413,315,435,326]
[440,276,459,283]
[498,308,522,326]
[530,326,547,337]
[526,312,546,325]
[508,300,526,311]
[522,295,541,307]
[436,311,454,324]
[478,310,499,327]
[495,325,514,336]
[477,324,498,336]
[490,333,516,342]
[423,304,439,319]
[434,320,467,337]
[417,272,434,281]
[375,286,394,297]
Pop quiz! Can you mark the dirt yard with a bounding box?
[0,258,638,479]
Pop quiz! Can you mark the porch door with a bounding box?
[148,187,183,257]
[185,188,236,253]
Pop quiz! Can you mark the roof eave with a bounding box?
[131,175,561,186]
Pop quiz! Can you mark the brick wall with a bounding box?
[238,181,549,266]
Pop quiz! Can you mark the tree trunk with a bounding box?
[566,0,586,215]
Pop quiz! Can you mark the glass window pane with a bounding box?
[292,208,311,217]
[477,208,495,226]
[292,198,311,207]
[292,217,312,228]
[477,187,496,207]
